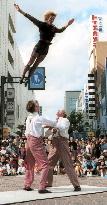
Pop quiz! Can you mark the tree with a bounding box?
[68,111,83,133]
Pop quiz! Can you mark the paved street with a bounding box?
[0,175,107,205]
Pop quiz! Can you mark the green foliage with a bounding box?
[68,111,83,132]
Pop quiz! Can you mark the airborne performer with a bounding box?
[14,4,75,84]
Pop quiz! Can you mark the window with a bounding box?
[8,30,14,48]
[8,14,16,33]
[8,50,14,68]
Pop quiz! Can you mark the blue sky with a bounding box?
[15,0,107,119]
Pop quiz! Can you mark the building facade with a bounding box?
[76,90,84,113]
[0,0,34,132]
[89,14,107,131]
[64,91,81,115]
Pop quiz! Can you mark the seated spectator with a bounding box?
[85,140,93,155]
[0,146,7,155]
[69,138,77,162]
[103,150,107,168]
[0,155,10,176]
[82,155,97,176]
[101,139,107,152]
[17,159,25,175]
[19,143,26,160]
[75,155,83,177]
[97,156,107,177]
[9,155,18,175]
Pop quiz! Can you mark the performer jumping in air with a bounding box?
[14,4,75,84]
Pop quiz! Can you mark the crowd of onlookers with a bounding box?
[0,133,107,177]
[67,136,107,177]
[0,136,26,176]
[44,134,107,177]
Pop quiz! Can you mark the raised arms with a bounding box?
[14,4,26,15]
[14,4,42,27]
[55,18,75,33]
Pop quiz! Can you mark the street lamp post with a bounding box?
[0,76,25,140]
[0,68,46,140]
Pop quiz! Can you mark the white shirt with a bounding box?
[25,112,56,138]
[25,113,37,137]
[86,144,92,154]
[56,117,70,139]
[0,150,6,155]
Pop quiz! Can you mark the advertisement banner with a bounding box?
[89,15,107,51]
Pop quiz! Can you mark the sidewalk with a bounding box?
[0,175,107,205]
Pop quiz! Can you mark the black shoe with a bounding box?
[38,189,52,194]
[74,186,81,191]
[20,78,24,84]
[25,79,28,87]
[23,187,34,191]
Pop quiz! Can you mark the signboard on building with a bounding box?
[6,88,15,126]
[28,67,45,90]
[6,115,15,125]
[7,88,15,99]
[89,15,107,51]
[6,101,15,112]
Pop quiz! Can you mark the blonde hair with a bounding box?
[44,11,57,21]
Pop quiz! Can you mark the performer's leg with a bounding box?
[24,141,35,188]
[59,138,80,188]
[20,48,39,83]
[28,136,49,191]
[28,54,46,78]
[47,138,59,187]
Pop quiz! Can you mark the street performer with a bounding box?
[46,110,81,191]
[14,3,74,84]
[24,100,56,193]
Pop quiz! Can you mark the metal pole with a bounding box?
[1,76,6,140]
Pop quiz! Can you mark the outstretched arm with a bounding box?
[14,4,26,16]
[55,18,75,33]
[14,4,42,27]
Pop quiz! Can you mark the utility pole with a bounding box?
[1,76,6,140]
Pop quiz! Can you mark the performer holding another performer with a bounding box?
[24,100,56,193]
[14,3,75,84]
[47,110,81,191]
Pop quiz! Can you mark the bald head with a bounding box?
[56,109,67,118]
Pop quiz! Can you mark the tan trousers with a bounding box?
[47,137,80,187]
